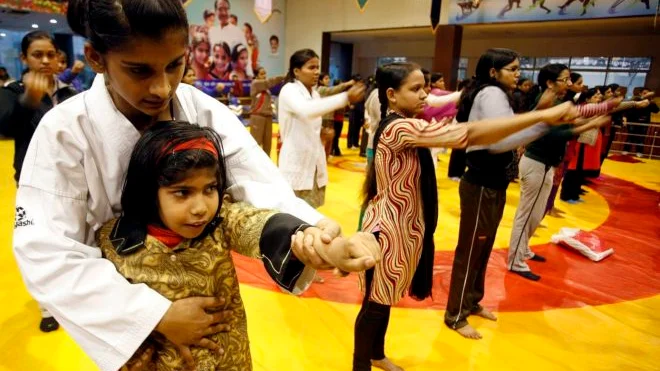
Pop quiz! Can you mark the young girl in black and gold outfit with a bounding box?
[97,122,380,370]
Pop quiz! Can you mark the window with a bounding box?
[0,29,25,81]
[518,56,652,98]
[376,57,407,67]
[458,57,468,81]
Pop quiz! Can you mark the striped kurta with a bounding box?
[361,117,468,305]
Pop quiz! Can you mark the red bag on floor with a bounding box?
[551,228,614,262]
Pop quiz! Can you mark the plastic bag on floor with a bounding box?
[550,228,614,262]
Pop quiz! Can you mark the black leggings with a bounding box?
[332,120,344,153]
[353,266,391,371]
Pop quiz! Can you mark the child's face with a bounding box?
[205,14,215,27]
[182,68,196,85]
[520,80,533,93]
[194,43,210,66]
[389,69,427,117]
[214,46,229,70]
[433,78,446,90]
[234,50,248,71]
[57,54,67,74]
[157,167,219,239]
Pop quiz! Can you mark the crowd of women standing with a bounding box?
[1,0,656,370]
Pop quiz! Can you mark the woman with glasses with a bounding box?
[444,49,577,339]
[507,64,614,282]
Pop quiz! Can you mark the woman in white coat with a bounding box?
[12,1,378,370]
[278,49,365,208]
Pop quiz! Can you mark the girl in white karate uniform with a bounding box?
[13,1,378,370]
[278,49,365,208]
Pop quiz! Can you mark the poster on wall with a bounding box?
[449,0,658,24]
[0,0,67,14]
[183,0,285,96]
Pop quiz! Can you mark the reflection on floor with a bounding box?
[0,136,658,371]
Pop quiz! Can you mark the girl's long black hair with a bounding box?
[361,62,419,211]
[361,62,437,301]
[121,121,228,240]
[456,48,519,123]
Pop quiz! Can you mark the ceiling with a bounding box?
[331,16,658,43]
[0,8,72,34]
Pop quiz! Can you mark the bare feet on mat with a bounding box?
[371,357,404,371]
[548,208,563,218]
[475,307,497,321]
[455,324,482,339]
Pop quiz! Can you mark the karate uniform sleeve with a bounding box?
[278,87,349,120]
[218,198,314,294]
[12,123,171,371]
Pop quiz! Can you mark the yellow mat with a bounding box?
[0,133,658,371]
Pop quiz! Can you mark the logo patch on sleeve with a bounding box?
[14,207,34,228]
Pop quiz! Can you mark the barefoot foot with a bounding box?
[455,324,482,339]
[371,357,404,371]
[475,307,498,321]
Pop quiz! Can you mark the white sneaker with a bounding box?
[636,153,643,157]
[622,151,629,155]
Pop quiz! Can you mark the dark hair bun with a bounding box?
[67,0,90,38]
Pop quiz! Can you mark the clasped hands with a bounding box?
[290,218,382,275]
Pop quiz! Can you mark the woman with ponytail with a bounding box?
[443,50,587,340]
[278,49,365,208]
[12,1,367,370]
[355,60,576,370]
[508,63,619,282]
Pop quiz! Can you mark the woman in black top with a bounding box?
[444,50,576,339]
[0,31,77,333]
[0,31,77,184]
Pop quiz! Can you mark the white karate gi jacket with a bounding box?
[277,80,348,190]
[12,75,321,371]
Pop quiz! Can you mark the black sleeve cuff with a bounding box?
[260,213,311,292]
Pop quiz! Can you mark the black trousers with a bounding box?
[445,180,506,330]
[561,144,584,201]
[560,170,582,201]
[448,149,467,178]
[353,264,390,371]
[332,120,344,154]
[359,127,368,156]
[348,116,363,148]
